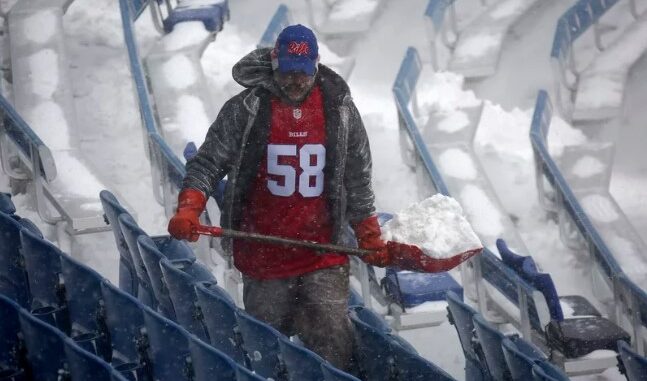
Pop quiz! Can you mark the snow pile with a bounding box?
[438,148,477,180]
[571,155,605,178]
[382,194,482,258]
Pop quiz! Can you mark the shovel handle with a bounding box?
[193,225,373,257]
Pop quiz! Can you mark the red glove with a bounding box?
[353,215,391,267]
[168,188,206,242]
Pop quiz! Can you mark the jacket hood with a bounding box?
[232,48,282,96]
[232,48,351,101]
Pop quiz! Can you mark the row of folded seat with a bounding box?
[446,290,647,380]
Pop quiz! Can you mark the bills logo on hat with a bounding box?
[272,24,319,76]
[287,41,310,56]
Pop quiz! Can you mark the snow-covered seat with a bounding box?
[161,0,229,33]
[394,47,527,253]
[5,2,125,236]
[145,0,221,157]
[258,4,355,80]
[446,0,541,78]
[306,0,383,36]
[573,11,647,121]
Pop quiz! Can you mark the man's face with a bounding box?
[274,70,316,104]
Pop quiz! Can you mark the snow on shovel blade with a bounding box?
[386,241,482,273]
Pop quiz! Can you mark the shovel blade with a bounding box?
[386,241,482,273]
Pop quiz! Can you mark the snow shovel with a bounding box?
[193,224,481,273]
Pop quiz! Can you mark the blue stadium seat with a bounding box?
[0,294,26,379]
[235,365,266,381]
[163,0,229,33]
[321,361,362,381]
[118,213,155,308]
[349,305,391,333]
[390,337,455,381]
[531,361,569,381]
[159,258,214,340]
[100,281,151,378]
[64,337,129,381]
[0,211,30,307]
[235,311,284,380]
[19,228,71,334]
[188,336,237,381]
[501,337,547,381]
[446,291,491,380]
[348,288,364,307]
[496,239,528,275]
[142,306,193,381]
[0,192,15,214]
[60,253,111,360]
[618,340,647,381]
[194,281,245,364]
[350,314,396,381]
[278,335,325,381]
[100,190,138,296]
[472,314,512,381]
[382,269,463,308]
[18,308,68,381]
[137,235,176,319]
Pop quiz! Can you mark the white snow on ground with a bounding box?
[580,194,619,223]
[438,148,477,180]
[571,156,605,178]
[175,95,212,143]
[24,9,57,43]
[490,0,527,20]
[25,101,69,150]
[437,111,470,133]
[161,22,212,52]
[382,194,482,258]
[163,55,198,89]
[459,184,505,238]
[28,49,59,99]
[453,33,499,59]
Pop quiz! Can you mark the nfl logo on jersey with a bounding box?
[293,108,302,119]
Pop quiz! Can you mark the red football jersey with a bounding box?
[233,86,348,279]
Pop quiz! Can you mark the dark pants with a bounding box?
[242,264,353,370]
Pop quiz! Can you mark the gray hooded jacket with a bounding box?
[183,48,376,253]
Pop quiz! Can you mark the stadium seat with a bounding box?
[472,314,512,380]
[617,340,647,381]
[0,294,26,379]
[163,0,229,33]
[531,361,570,381]
[390,337,455,381]
[446,291,490,380]
[100,190,138,296]
[18,308,68,381]
[0,192,15,214]
[382,269,463,309]
[159,258,215,340]
[60,253,111,360]
[235,310,285,380]
[188,336,237,381]
[64,337,129,381]
[321,361,362,381]
[278,335,325,381]
[0,211,30,307]
[194,281,245,364]
[348,288,364,307]
[349,305,391,333]
[19,229,71,334]
[142,306,194,381]
[118,213,156,307]
[137,235,176,319]
[235,365,266,381]
[350,314,397,381]
[100,281,151,377]
[501,337,547,381]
